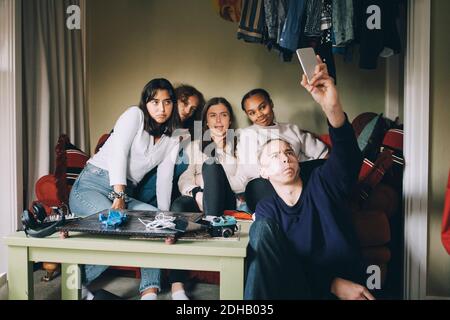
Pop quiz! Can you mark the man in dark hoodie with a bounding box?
[244,56,374,300]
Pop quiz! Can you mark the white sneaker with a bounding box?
[141,292,158,300]
[172,290,189,300]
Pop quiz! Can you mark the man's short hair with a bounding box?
[258,138,293,165]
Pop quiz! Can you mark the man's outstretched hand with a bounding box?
[331,277,376,300]
[301,55,345,128]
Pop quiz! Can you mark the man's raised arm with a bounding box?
[300,55,362,198]
[300,55,345,128]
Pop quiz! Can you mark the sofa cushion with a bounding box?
[188,271,220,285]
[352,210,391,247]
[361,246,392,265]
[319,134,332,148]
[95,133,111,154]
[34,175,60,214]
[364,183,399,219]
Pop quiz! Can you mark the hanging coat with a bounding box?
[332,0,354,46]
[279,0,307,52]
[355,0,402,70]
[237,0,266,43]
[264,0,288,43]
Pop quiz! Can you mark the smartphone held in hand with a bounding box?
[296,48,318,84]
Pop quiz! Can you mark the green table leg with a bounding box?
[61,263,82,300]
[8,246,34,300]
[220,257,245,300]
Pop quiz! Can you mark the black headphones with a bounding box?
[21,203,67,238]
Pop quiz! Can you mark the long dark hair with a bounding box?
[201,97,237,156]
[175,84,205,137]
[138,78,181,136]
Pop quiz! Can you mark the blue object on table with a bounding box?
[99,210,128,228]
[209,216,238,238]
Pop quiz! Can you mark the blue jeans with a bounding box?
[244,218,313,300]
[69,163,161,292]
[135,149,189,207]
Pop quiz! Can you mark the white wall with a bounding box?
[86,0,387,154]
[0,273,7,300]
[427,0,450,297]
[0,0,22,275]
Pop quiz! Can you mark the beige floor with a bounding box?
[32,269,220,300]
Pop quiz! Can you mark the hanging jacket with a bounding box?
[355,0,402,70]
[332,0,354,46]
[304,0,323,38]
[237,0,266,43]
[264,0,279,41]
[263,0,293,62]
[279,0,307,52]
[264,0,287,43]
[320,0,332,32]
[300,0,336,81]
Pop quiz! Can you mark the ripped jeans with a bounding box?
[69,163,161,293]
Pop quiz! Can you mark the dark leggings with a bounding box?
[171,161,237,216]
[169,161,238,284]
[245,159,328,212]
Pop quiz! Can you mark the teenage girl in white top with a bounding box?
[172,97,246,215]
[237,88,329,212]
[69,78,183,300]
